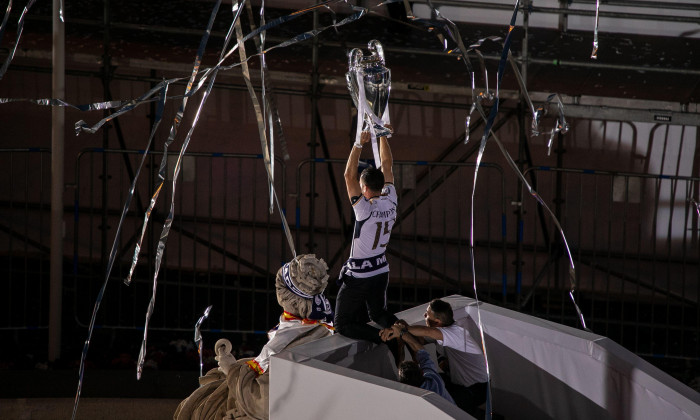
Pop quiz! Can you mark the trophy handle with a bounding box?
[345,72,360,110]
[367,40,385,64]
[348,48,363,69]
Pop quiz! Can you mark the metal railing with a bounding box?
[296,158,509,311]
[72,149,289,336]
[518,166,699,359]
[2,146,698,364]
[0,148,52,331]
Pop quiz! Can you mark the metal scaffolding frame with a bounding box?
[3,0,699,364]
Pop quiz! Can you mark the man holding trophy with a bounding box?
[334,40,398,346]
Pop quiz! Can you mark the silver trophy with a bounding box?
[346,40,392,138]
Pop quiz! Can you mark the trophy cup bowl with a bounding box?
[346,40,392,138]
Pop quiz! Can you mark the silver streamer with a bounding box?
[413,2,506,419]
[691,197,700,218]
[0,2,593,418]
[75,80,183,135]
[480,112,588,332]
[462,2,587,333]
[468,37,501,100]
[541,94,569,155]
[461,11,588,331]
[0,96,138,111]
[507,51,537,121]
[260,3,275,215]
[222,0,367,259]
[1,2,365,122]
[135,0,227,381]
[0,14,373,396]
[591,0,600,59]
[412,4,480,149]
[464,37,501,144]
[245,0,275,214]
[417,1,591,418]
[195,305,213,378]
[234,1,297,257]
[0,1,13,47]
[71,81,170,420]
[0,0,37,80]
[507,52,569,153]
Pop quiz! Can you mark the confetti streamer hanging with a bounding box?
[458,0,586,329]
[232,1,367,257]
[405,2,521,419]
[75,78,184,135]
[1,96,150,111]
[79,1,367,275]
[399,1,480,145]
[480,0,520,147]
[0,1,14,47]
[1,3,590,417]
[124,0,233,287]
[470,36,507,93]
[691,197,700,218]
[465,4,520,414]
[219,0,367,260]
[507,51,537,121]
[412,1,590,417]
[0,5,599,420]
[473,102,589,331]
[464,37,501,143]
[591,0,600,59]
[541,94,569,155]
[4,4,548,419]
[195,305,213,378]
[245,0,275,214]
[135,0,229,381]
[0,0,37,80]
[66,9,375,399]
[459,0,587,332]
[3,2,365,126]
[259,2,275,215]
[234,0,297,257]
[71,81,170,420]
[506,52,569,153]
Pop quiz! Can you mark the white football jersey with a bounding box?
[344,183,397,277]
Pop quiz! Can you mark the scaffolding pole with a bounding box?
[49,0,65,362]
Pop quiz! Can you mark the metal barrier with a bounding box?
[3,146,698,364]
[72,149,289,336]
[296,158,508,312]
[519,166,699,359]
[0,148,52,330]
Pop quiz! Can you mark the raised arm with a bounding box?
[344,131,370,201]
[379,133,394,184]
[380,322,443,342]
[407,325,444,341]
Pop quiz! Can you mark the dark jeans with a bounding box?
[442,376,488,416]
[334,271,398,344]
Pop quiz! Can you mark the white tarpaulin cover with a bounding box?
[270,295,700,420]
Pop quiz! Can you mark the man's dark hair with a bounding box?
[360,167,385,193]
[398,361,423,387]
[429,299,454,326]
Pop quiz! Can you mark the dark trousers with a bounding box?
[334,271,398,344]
[442,376,488,416]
